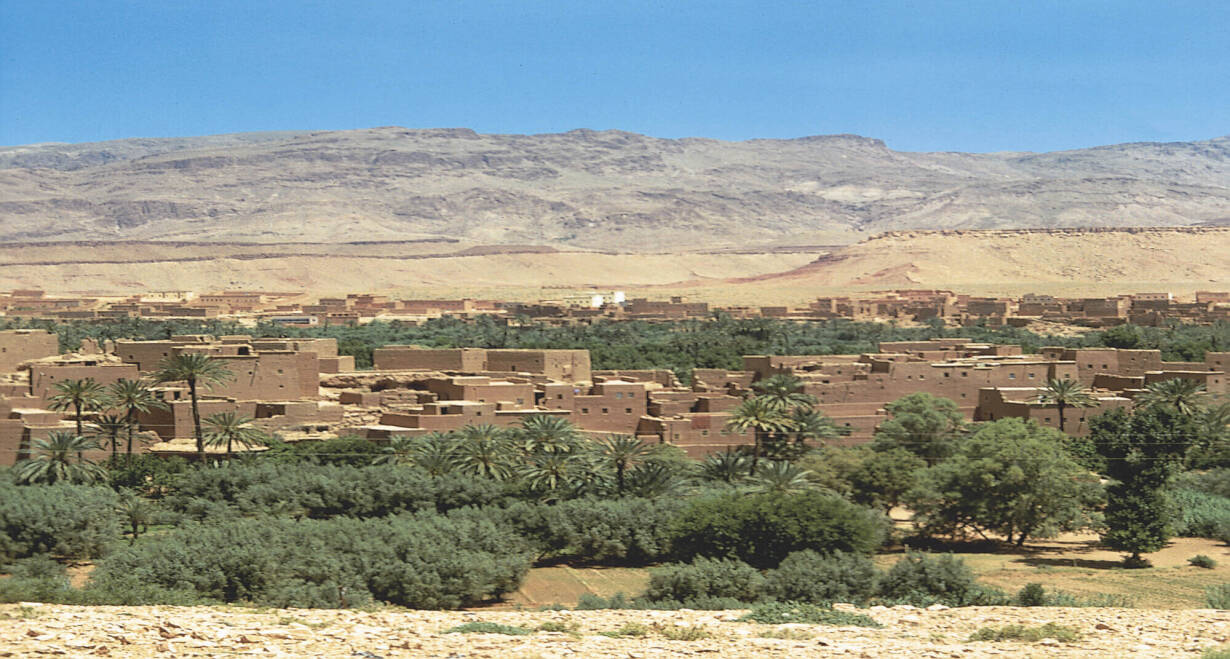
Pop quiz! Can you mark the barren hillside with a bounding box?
[2,128,1228,250]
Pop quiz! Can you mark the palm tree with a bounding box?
[377,435,429,466]
[518,414,580,454]
[89,414,130,461]
[1035,378,1097,433]
[697,449,752,485]
[116,491,156,544]
[107,379,168,459]
[454,424,513,480]
[154,353,235,461]
[725,396,796,469]
[624,462,684,498]
[1136,378,1208,416]
[747,460,816,495]
[752,374,817,411]
[598,434,652,495]
[411,435,457,476]
[519,452,593,498]
[788,407,844,449]
[13,431,106,485]
[47,378,107,436]
[202,412,268,459]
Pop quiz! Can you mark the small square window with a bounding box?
[602,408,609,414]
[625,407,632,414]
[581,408,589,414]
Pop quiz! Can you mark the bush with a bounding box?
[878,553,1005,607]
[0,482,122,562]
[500,497,684,564]
[262,436,387,467]
[1175,469,1230,499]
[643,557,764,604]
[1190,555,1218,569]
[763,550,880,604]
[1207,584,1230,610]
[104,455,191,493]
[85,512,532,609]
[443,622,531,635]
[739,602,881,627]
[968,623,1081,643]
[1014,583,1047,607]
[1169,488,1230,542]
[668,491,888,568]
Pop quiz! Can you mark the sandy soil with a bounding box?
[1,603,1225,658]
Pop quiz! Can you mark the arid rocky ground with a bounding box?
[1,603,1226,658]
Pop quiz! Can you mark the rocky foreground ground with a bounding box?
[1,603,1227,658]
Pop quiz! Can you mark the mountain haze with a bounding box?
[2,128,1228,249]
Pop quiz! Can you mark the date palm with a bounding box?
[107,379,168,459]
[116,490,156,544]
[698,449,752,485]
[1036,378,1097,433]
[747,460,816,495]
[789,407,844,449]
[154,353,235,462]
[89,414,130,460]
[725,396,796,469]
[518,414,580,454]
[13,431,106,485]
[752,374,817,411]
[47,378,107,436]
[1136,378,1208,416]
[202,411,268,459]
[624,462,684,498]
[454,424,513,480]
[599,434,652,495]
[411,434,458,476]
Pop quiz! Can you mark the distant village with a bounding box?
[1,283,1225,465]
[2,287,1229,327]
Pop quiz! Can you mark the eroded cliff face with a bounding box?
[2,128,1227,250]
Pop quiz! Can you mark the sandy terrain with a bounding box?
[1,603,1225,658]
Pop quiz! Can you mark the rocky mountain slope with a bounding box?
[2,128,1228,249]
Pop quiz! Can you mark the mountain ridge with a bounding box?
[2,127,1228,250]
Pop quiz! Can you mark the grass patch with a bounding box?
[0,605,43,620]
[1202,645,1230,659]
[1207,584,1230,610]
[535,620,580,636]
[739,602,881,628]
[655,623,712,641]
[443,621,532,635]
[599,622,651,638]
[276,616,330,629]
[757,627,815,640]
[968,623,1082,643]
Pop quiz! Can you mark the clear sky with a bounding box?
[1,1,1227,152]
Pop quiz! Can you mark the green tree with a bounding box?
[47,378,107,437]
[1035,378,1097,433]
[517,414,580,454]
[202,411,268,459]
[116,491,156,544]
[1188,402,1230,469]
[871,393,966,465]
[106,379,168,459]
[1135,378,1208,416]
[747,460,817,495]
[725,396,795,469]
[1090,406,1200,564]
[89,413,130,461]
[751,374,817,411]
[598,434,652,495]
[907,418,1103,546]
[454,425,514,480]
[13,431,107,485]
[153,353,235,462]
[849,447,927,513]
[697,450,752,485]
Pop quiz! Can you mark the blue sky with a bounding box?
[1,1,1226,152]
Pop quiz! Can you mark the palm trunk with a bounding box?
[126,408,136,461]
[74,401,84,459]
[751,432,762,471]
[189,378,204,462]
[1057,401,1067,432]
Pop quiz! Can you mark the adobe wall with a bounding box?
[207,352,318,401]
[28,364,141,404]
[485,350,592,382]
[138,400,258,440]
[372,347,486,371]
[0,330,59,372]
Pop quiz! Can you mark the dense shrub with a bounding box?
[499,497,685,564]
[167,463,507,519]
[1014,583,1047,607]
[1207,583,1230,610]
[0,482,122,561]
[87,512,533,609]
[642,557,764,604]
[668,491,888,568]
[878,553,1006,607]
[261,436,387,466]
[1175,469,1230,499]
[1190,555,1218,569]
[104,455,191,493]
[1169,488,1230,542]
[763,550,880,604]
